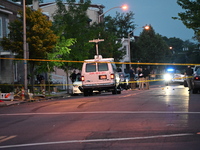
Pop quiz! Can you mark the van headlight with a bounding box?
[164,74,172,81]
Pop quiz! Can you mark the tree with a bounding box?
[104,12,135,38]
[94,28,125,62]
[136,26,172,63]
[91,11,135,62]
[162,36,199,64]
[52,0,94,69]
[1,7,58,91]
[173,0,200,42]
[37,37,76,94]
[162,37,184,53]
[183,40,200,64]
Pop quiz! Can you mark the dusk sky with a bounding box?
[44,0,195,42]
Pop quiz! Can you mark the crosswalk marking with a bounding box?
[0,136,17,143]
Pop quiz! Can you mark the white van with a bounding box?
[80,55,121,96]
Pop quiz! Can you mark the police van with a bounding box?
[80,55,121,96]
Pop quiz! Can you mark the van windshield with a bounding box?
[98,63,108,71]
[86,63,96,72]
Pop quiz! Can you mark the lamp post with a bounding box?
[98,5,128,23]
[128,25,150,64]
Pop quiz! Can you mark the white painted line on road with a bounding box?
[0,133,194,149]
[1,111,200,116]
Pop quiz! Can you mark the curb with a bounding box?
[0,93,71,107]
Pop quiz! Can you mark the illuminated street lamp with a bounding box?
[128,25,150,63]
[98,5,128,23]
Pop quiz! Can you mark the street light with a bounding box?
[98,5,128,23]
[128,25,150,64]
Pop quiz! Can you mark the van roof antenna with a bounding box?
[89,38,104,56]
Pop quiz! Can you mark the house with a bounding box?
[36,1,104,24]
[118,37,130,73]
[0,0,23,84]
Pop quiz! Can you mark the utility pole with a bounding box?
[23,0,28,98]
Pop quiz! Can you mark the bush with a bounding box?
[0,84,14,93]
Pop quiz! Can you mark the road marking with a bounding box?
[0,136,6,140]
[1,111,200,116]
[0,136,16,143]
[0,133,194,149]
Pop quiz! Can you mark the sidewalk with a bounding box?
[0,91,70,107]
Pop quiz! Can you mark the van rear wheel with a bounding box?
[83,89,89,96]
[88,90,93,96]
[112,87,117,94]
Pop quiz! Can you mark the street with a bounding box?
[0,81,200,150]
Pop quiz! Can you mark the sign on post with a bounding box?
[0,93,14,100]
[89,38,104,56]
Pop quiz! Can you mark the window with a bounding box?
[197,68,200,75]
[14,62,18,82]
[0,17,2,38]
[86,63,96,72]
[98,63,108,71]
[5,19,9,37]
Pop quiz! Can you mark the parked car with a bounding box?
[119,72,129,90]
[193,65,200,74]
[72,74,82,95]
[171,70,185,84]
[192,68,200,94]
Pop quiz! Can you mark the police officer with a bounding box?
[185,66,193,91]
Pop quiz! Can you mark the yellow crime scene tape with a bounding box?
[0,57,200,66]
[0,57,197,87]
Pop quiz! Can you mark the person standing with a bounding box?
[70,70,77,83]
[129,67,135,89]
[185,66,193,91]
[143,67,150,89]
[138,67,144,90]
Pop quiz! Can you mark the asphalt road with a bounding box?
[0,81,200,150]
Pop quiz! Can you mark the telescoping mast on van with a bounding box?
[80,39,121,96]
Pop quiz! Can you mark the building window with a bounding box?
[6,19,9,37]
[0,17,2,38]
[14,62,18,82]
